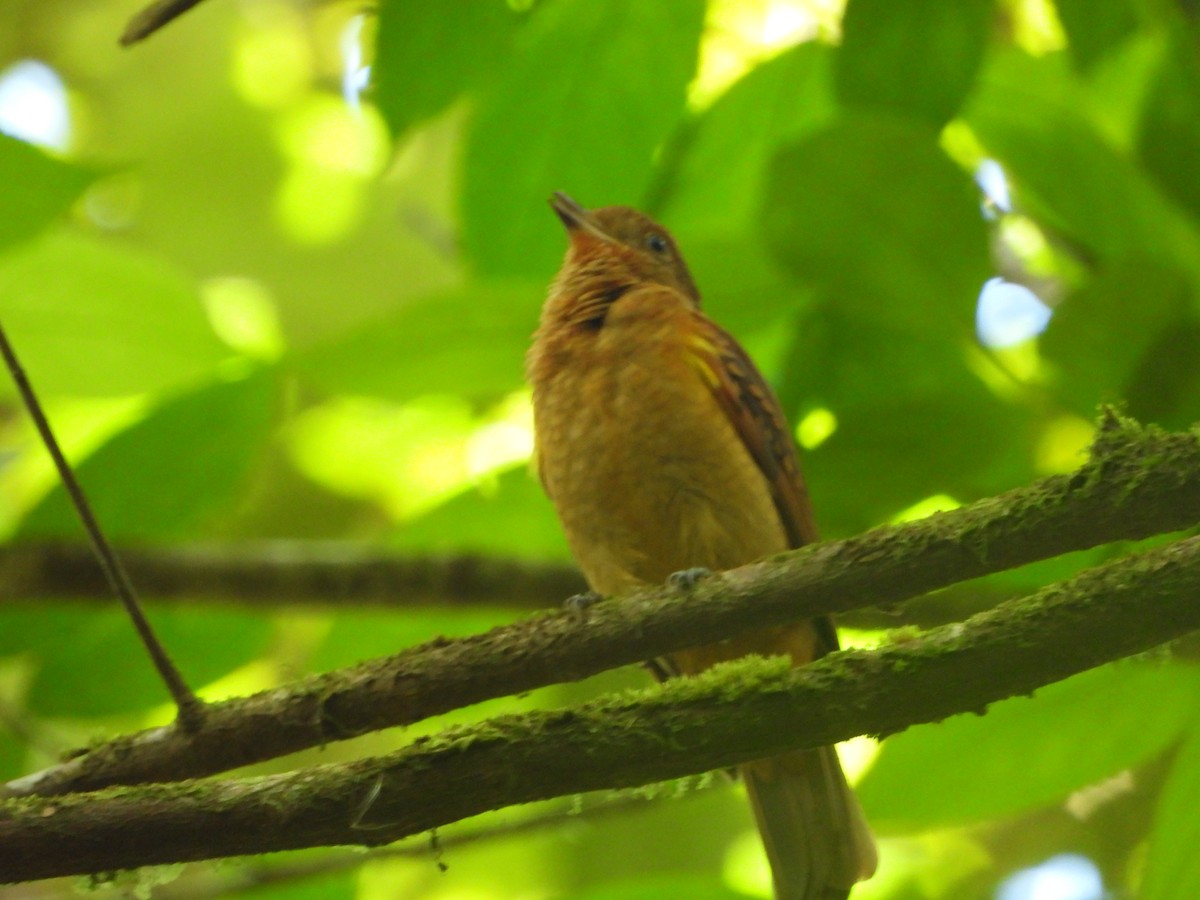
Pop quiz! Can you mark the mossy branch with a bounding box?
[3,526,1200,881]
[4,413,1200,802]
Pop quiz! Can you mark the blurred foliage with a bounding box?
[0,0,1199,897]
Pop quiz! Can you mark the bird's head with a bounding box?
[549,192,700,312]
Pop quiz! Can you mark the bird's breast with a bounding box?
[529,293,787,597]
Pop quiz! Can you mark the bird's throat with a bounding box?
[568,284,630,330]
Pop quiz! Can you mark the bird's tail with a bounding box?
[741,745,877,900]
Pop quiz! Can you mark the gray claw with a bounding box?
[667,567,713,591]
[563,590,602,621]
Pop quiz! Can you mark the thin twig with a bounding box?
[0,321,204,729]
[120,0,208,45]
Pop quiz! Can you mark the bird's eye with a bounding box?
[645,233,669,254]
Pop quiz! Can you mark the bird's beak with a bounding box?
[550,192,609,245]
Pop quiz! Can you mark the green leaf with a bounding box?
[663,42,835,236]
[1039,260,1193,417]
[671,234,811,340]
[311,606,515,673]
[1055,0,1139,71]
[966,50,1200,282]
[462,0,705,277]
[1123,318,1200,429]
[783,306,1027,532]
[0,726,24,781]
[0,604,271,717]
[0,232,229,396]
[975,547,1108,599]
[17,369,278,541]
[0,134,93,252]
[761,115,990,338]
[835,0,992,126]
[857,662,1200,832]
[733,302,1032,533]
[294,282,539,402]
[372,0,526,138]
[1142,718,1200,900]
[0,605,90,656]
[1137,34,1200,222]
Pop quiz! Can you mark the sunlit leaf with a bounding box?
[1142,718,1200,900]
[857,662,1200,832]
[392,465,571,561]
[294,282,539,402]
[285,394,478,520]
[762,115,989,338]
[0,232,229,396]
[835,0,992,126]
[17,370,278,541]
[462,0,705,277]
[0,134,92,252]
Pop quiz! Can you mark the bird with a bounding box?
[526,192,877,899]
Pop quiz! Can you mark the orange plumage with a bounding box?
[527,193,876,899]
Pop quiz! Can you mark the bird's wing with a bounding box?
[683,311,819,549]
[683,311,840,655]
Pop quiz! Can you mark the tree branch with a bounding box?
[0,542,584,610]
[3,528,1200,881]
[5,413,1199,799]
[0,541,998,627]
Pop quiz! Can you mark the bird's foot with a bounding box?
[563,590,602,621]
[667,567,713,591]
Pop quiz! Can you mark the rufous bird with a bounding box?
[527,193,877,899]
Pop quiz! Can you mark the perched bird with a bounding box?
[527,193,877,899]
